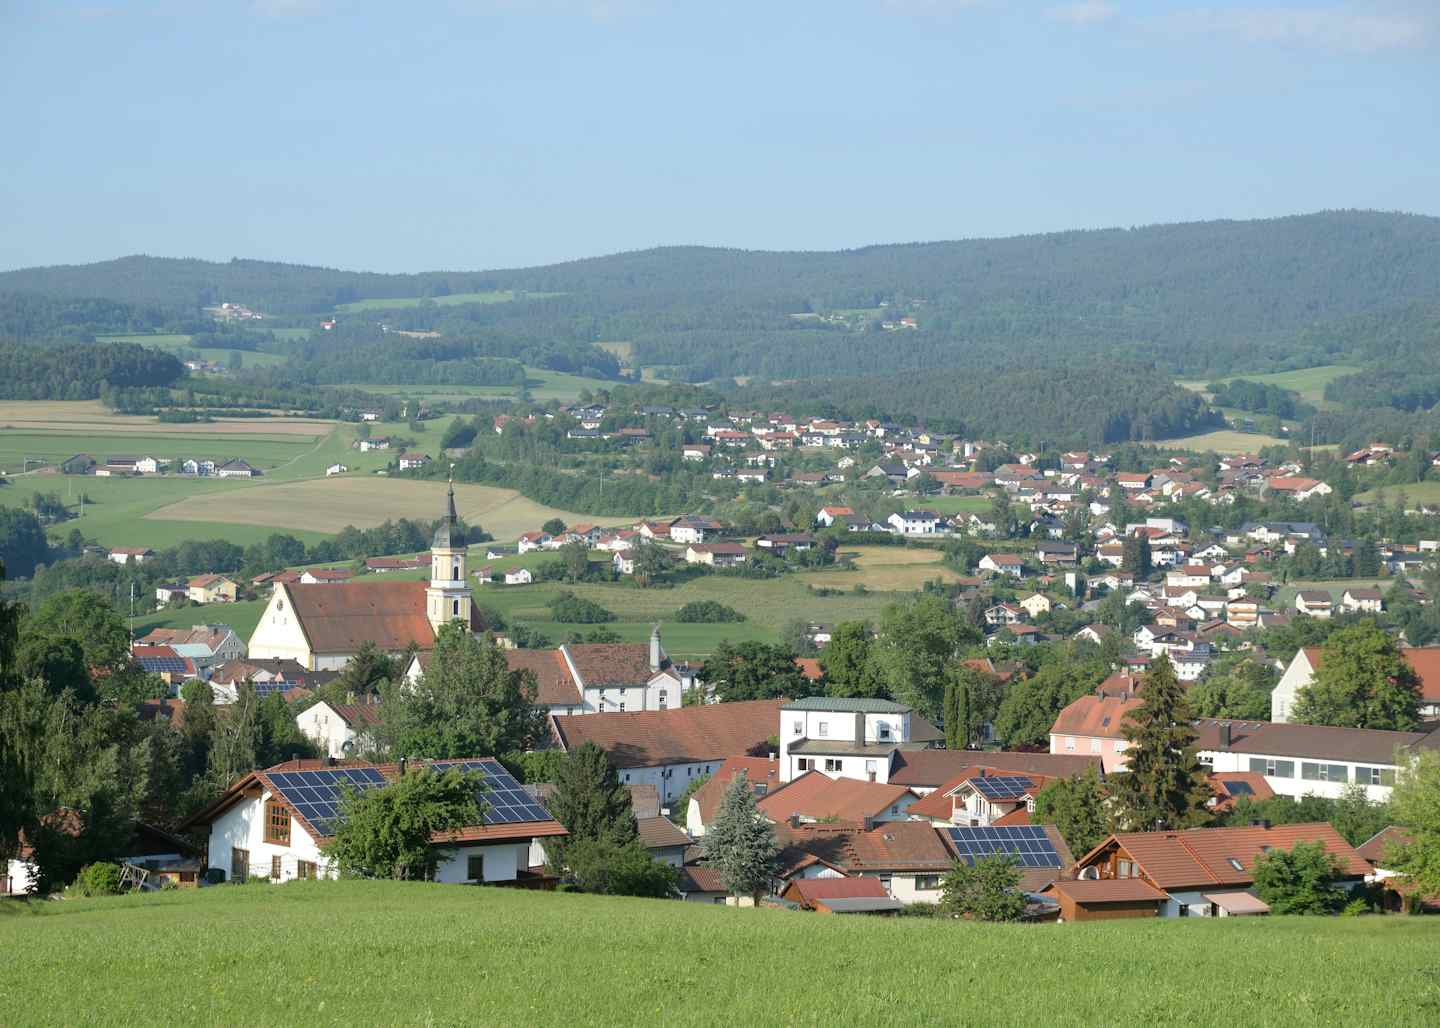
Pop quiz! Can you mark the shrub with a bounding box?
[546,591,616,624]
[73,862,123,897]
[1252,841,1347,915]
[674,600,745,623]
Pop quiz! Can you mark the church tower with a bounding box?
[426,472,470,633]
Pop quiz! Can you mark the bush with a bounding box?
[674,600,745,623]
[73,862,123,897]
[547,591,616,624]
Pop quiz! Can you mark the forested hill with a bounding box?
[3,211,1439,383]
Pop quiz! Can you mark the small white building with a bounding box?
[295,700,383,759]
[779,697,930,784]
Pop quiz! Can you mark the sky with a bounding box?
[2,0,1437,273]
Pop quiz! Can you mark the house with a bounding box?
[669,515,723,545]
[1018,593,1052,618]
[780,877,904,915]
[502,568,533,586]
[326,463,348,476]
[932,824,1074,894]
[507,630,698,717]
[984,603,1026,627]
[517,531,552,554]
[773,820,957,905]
[364,556,428,573]
[1069,823,1370,918]
[129,645,200,685]
[687,756,784,836]
[299,568,355,585]
[215,458,260,479]
[137,625,247,671]
[155,583,187,605]
[1341,587,1385,614]
[1194,718,1436,802]
[248,482,485,669]
[1048,674,1145,772]
[681,444,711,462]
[978,553,1025,577]
[548,697,786,804]
[1074,624,1112,646]
[816,506,855,528]
[108,547,154,566]
[676,865,730,903]
[755,533,816,554]
[756,772,918,825]
[1265,477,1333,501]
[1272,645,1440,722]
[357,437,391,452]
[396,453,431,471]
[887,510,942,537]
[779,697,941,784]
[3,818,200,896]
[1294,590,1333,618]
[906,768,1052,827]
[180,758,566,885]
[186,574,239,604]
[208,658,333,700]
[684,543,747,567]
[295,700,383,759]
[1034,542,1079,567]
[636,815,691,867]
[1206,771,1275,812]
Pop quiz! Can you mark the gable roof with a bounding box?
[888,749,1101,788]
[1079,823,1371,890]
[1042,878,1169,904]
[783,876,890,907]
[635,816,690,850]
[690,756,784,825]
[907,767,1043,820]
[757,772,912,823]
[1051,691,1144,740]
[564,643,655,688]
[280,581,440,655]
[1192,718,1430,764]
[775,820,955,875]
[549,698,785,769]
[1355,825,1412,866]
[505,649,582,707]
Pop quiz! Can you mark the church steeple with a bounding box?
[427,467,469,633]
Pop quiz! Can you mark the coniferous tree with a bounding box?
[1111,655,1210,831]
[545,741,636,868]
[702,772,779,905]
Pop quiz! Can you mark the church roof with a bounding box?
[282,581,439,655]
[432,478,459,550]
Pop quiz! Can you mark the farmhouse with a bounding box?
[886,510,942,536]
[109,547,154,566]
[498,629,697,717]
[248,481,485,669]
[978,553,1025,577]
[181,758,565,886]
[684,543,747,567]
[186,574,239,604]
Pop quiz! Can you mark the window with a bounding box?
[297,861,317,881]
[818,722,829,738]
[264,802,291,845]
[452,565,460,581]
[1116,859,1134,879]
[1355,766,1396,786]
[623,773,631,783]
[915,875,941,891]
[1090,738,1101,753]
[1198,752,1215,767]
[878,724,891,740]
[712,896,726,905]
[619,701,626,712]
[659,692,668,710]
[796,758,814,772]
[271,855,282,880]
[792,719,803,735]
[1065,737,1076,751]
[1301,763,1348,783]
[1227,858,1244,871]
[467,854,485,883]
[824,758,843,773]
[1026,798,1036,813]
[1248,758,1295,778]
[231,848,250,883]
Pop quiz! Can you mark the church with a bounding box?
[247,480,484,671]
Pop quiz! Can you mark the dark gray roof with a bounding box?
[1193,719,1428,765]
[819,896,905,913]
[782,697,910,713]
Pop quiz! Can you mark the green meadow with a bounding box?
[1178,364,1356,410]
[2,881,1435,1027]
[335,290,561,312]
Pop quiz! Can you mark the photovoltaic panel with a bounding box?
[944,826,1061,868]
[970,776,1034,801]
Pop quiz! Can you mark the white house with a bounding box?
[503,568,533,586]
[517,531,551,554]
[295,700,383,759]
[1271,645,1440,723]
[779,697,940,784]
[978,553,1025,577]
[326,463,348,476]
[886,510,942,536]
[181,758,566,885]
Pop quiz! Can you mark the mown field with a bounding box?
[1355,481,1440,507]
[1178,365,1355,410]
[345,367,616,403]
[1159,428,1288,453]
[144,477,633,541]
[95,333,289,367]
[134,598,269,642]
[800,544,960,592]
[2,882,1436,1026]
[1273,578,1397,609]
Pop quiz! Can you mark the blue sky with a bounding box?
[2,0,1436,272]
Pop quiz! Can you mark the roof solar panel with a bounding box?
[944,826,1060,868]
[970,776,1034,800]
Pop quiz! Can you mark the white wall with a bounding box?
[617,760,721,804]
[296,702,356,760]
[247,586,314,668]
[209,792,329,882]
[1271,649,1317,722]
[3,858,37,895]
[1202,748,1398,802]
[433,842,524,884]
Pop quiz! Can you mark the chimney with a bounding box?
[398,757,408,776]
[862,816,875,832]
[1219,723,1232,748]
[649,624,662,672]
[855,711,865,743]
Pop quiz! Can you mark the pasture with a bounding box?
[1159,429,1288,454]
[143,477,633,541]
[0,401,332,438]
[343,368,617,404]
[1273,578,1396,609]
[923,495,993,516]
[1355,481,1440,507]
[134,598,268,642]
[1179,365,1355,410]
[802,544,960,592]
[3,881,1435,1026]
[95,333,290,368]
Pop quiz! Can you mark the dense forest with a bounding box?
[0,342,185,400]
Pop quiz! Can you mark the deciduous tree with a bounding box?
[939,852,1026,922]
[1292,622,1421,731]
[324,766,483,880]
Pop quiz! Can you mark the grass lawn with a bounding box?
[4,881,1436,1026]
[1355,481,1440,507]
[1274,578,1397,609]
[924,495,992,515]
[132,598,268,641]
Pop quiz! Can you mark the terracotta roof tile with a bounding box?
[1043,878,1168,903]
[550,698,785,769]
[889,750,1101,788]
[1355,825,1412,865]
[506,649,581,706]
[636,816,691,849]
[282,581,439,655]
[691,757,783,826]
[565,643,654,688]
[757,772,913,823]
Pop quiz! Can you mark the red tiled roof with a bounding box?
[888,750,1100,788]
[636,816,690,849]
[1043,878,1168,904]
[506,649,581,706]
[775,820,954,874]
[690,757,783,826]
[329,702,383,728]
[550,698,785,769]
[795,658,822,682]
[1080,823,1371,890]
[758,772,912,823]
[784,877,889,906]
[678,866,727,893]
[1208,771,1274,810]
[1355,825,1412,866]
[1050,691,1143,740]
[907,767,1039,820]
[565,643,654,688]
[281,581,448,655]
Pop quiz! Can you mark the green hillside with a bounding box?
[4,881,1435,1026]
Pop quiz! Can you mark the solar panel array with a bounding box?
[945,826,1061,868]
[970,775,1034,801]
[252,681,291,699]
[138,655,190,675]
[267,768,388,837]
[265,759,553,838]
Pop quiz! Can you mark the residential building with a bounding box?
[684,543,747,567]
[1341,587,1385,614]
[1048,675,1144,772]
[1272,646,1440,722]
[887,510,942,536]
[779,877,904,915]
[295,700,383,759]
[186,574,239,604]
[687,756,783,836]
[1294,590,1333,618]
[978,553,1025,577]
[109,547,154,565]
[181,758,565,886]
[779,697,941,784]
[755,772,918,825]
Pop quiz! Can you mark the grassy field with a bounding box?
[144,477,633,540]
[335,290,562,312]
[132,598,268,641]
[801,544,959,592]
[1159,428,1288,453]
[924,495,992,516]
[3,882,1436,1026]
[1179,365,1355,410]
[1355,481,1440,507]
[345,368,617,404]
[0,401,332,438]
[1274,578,1397,609]
[96,333,289,368]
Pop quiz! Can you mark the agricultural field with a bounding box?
[144,477,633,541]
[1159,429,1288,454]
[343,367,617,404]
[1355,481,1440,508]
[4,881,1436,1027]
[95,333,289,368]
[800,544,959,593]
[1179,365,1355,410]
[133,598,268,642]
[923,495,993,516]
[335,290,561,312]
